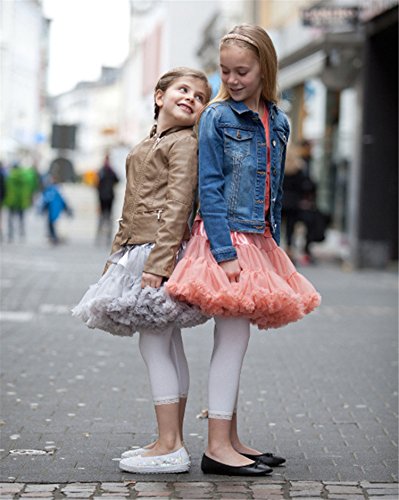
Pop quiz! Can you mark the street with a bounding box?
[0,184,397,498]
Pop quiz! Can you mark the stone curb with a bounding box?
[0,481,398,499]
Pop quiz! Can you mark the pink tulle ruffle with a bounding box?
[166,221,321,330]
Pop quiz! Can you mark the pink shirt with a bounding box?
[261,107,272,234]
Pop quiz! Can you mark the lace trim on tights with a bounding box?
[208,410,233,420]
[154,397,180,406]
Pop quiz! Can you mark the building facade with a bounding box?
[0,0,49,166]
[263,0,398,268]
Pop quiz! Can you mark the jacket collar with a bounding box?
[226,98,278,116]
[150,124,193,138]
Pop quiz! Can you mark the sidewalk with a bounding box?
[0,185,397,498]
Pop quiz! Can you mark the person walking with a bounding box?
[95,154,119,243]
[39,175,73,244]
[166,25,321,477]
[4,163,33,242]
[73,67,212,474]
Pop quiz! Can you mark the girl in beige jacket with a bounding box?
[73,67,211,474]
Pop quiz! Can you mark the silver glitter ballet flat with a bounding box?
[121,447,146,459]
[119,447,190,474]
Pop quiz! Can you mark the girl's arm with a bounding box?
[198,107,237,264]
[143,134,198,278]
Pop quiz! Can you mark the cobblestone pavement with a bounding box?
[0,480,398,499]
[1,185,398,496]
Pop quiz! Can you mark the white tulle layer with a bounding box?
[72,243,209,336]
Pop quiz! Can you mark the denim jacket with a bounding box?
[198,99,290,263]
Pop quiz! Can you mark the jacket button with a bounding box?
[255,199,263,204]
[272,168,277,175]
[257,170,266,175]
[272,140,277,147]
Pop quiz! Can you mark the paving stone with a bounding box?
[62,494,94,498]
[93,497,128,500]
[174,492,214,498]
[0,484,25,494]
[323,482,360,486]
[214,485,249,493]
[134,483,172,492]
[327,497,365,500]
[290,491,325,497]
[171,482,214,488]
[326,485,363,494]
[253,494,284,499]
[218,495,251,499]
[361,482,398,489]
[136,493,170,498]
[24,486,59,492]
[19,495,54,499]
[366,490,399,496]
[368,497,399,500]
[290,482,323,490]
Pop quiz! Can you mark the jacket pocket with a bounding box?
[223,128,254,159]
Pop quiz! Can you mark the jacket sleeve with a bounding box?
[274,116,290,245]
[102,159,128,274]
[198,107,237,263]
[143,134,198,278]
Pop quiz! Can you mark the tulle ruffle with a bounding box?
[72,243,209,337]
[166,221,321,330]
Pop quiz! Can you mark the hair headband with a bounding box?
[220,33,258,49]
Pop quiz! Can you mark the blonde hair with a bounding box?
[153,67,212,120]
[212,24,279,105]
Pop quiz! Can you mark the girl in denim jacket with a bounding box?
[167,25,321,476]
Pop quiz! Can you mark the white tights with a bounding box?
[208,317,251,420]
[139,317,250,419]
[139,325,189,406]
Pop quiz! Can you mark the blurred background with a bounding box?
[0,0,397,269]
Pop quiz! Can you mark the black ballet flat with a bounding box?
[241,452,286,467]
[201,454,273,476]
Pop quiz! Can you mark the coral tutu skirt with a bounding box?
[166,219,321,330]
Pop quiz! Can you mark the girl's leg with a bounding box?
[138,325,183,455]
[170,326,190,439]
[139,326,189,450]
[206,316,253,466]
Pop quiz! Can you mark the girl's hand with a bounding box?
[141,272,163,289]
[219,259,242,283]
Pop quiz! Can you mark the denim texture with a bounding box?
[198,99,290,263]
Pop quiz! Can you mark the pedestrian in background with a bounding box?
[39,175,73,245]
[167,24,321,477]
[95,154,119,244]
[73,67,212,474]
[282,145,306,263]
[0,161,6,242]
[4,163,34,242]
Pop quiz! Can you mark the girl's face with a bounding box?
[220,44,263,110]
[155,76,208,131]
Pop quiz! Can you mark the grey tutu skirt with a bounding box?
[72,243,209,336]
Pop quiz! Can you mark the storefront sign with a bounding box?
[301,6,360,29]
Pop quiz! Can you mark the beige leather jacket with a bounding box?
[109,126,198,278]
